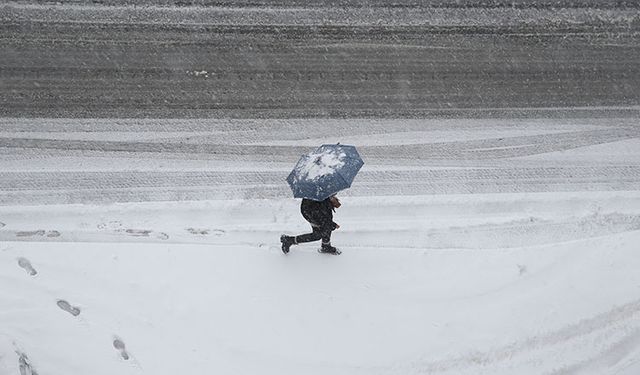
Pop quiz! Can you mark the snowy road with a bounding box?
[2,2,640,117]
[2,1,640,374]
[1,116,640,204]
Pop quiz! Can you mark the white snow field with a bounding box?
[1,116,640,374]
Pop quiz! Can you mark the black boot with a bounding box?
[319,243,340,255]
[280,235,295,254]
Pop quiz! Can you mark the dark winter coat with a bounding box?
[300,198,338,230]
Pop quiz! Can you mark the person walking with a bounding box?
[280,195,342,255]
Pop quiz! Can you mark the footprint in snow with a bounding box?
[113,338,130,360]
[187,228,208,235]
[517,264,527,276]
[97,221,123,230]
[17,257,37,276]
[187,228,225,236]
[17,352,38,375]
[98,224,168,240]
[124,229,169,240]
[16,230,45,238]
[56,299,81,317]
[125,229,152,237]
[16,230,61,238]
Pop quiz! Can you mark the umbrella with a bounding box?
[287,143,364,201]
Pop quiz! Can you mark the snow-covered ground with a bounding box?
[1,116,640,374]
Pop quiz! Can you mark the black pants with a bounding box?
[295,225,332,245]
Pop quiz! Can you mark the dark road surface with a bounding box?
[2,1,640,117]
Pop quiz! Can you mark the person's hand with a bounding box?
[330,196,341,208]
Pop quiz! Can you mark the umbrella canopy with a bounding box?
[287,143,364,201]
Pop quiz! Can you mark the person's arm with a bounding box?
[330,196,341,208]
[325,199,339,230]
[329,197,340,229]
[316,200,338,229]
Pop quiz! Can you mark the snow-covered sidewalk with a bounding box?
[2,192,640,374]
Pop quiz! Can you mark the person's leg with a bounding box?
[294,226,323,243]
[316,225,340,253]
[319,227,332,247]
[282,225,338,254]
[280,234,294,253]
[281,225,322,253]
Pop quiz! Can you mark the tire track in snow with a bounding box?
[0,126,636,160]
[364,127,639,160]
[0,165,638,204]
[547,329,640,375]
[0,118,638,204]
[402,298,640,374]
[1,167,639,191]
[0,117,634,134]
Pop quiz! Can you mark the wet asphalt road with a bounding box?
[1,2,640,118]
